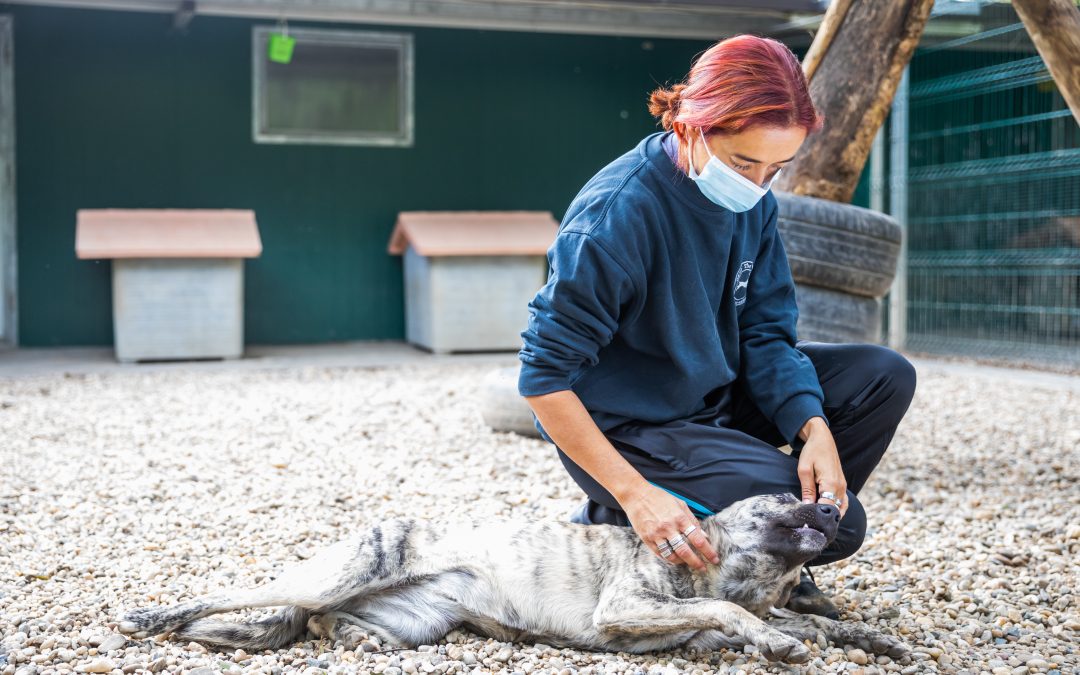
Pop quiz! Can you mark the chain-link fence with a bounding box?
[897,3,1080,368]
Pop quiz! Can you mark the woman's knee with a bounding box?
[870,345,917,407]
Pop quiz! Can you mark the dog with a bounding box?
[118,493,908,664]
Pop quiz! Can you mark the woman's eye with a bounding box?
[733,162,751,171]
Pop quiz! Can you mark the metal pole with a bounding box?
[0,15,15,348]
[888,67,909,351]
[870,125,885,214]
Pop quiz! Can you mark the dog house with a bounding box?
[388,211,558,353]
[75,209,262,362]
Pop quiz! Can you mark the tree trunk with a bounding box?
[1012,0,1080,127]
[775,0,936,203]
[800,0,855,84]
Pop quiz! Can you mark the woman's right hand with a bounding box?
[620,483,721,571]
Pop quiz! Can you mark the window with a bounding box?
[252,27,414,146]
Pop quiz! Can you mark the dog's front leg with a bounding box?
[766,608,909,660]
[593,586,810,664]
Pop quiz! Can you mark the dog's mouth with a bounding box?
[775,501,842,547]
[788,522,827,543]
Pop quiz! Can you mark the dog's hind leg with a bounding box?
[766,608,910,660]
[168,606,310,651]
[306,611,407,650]
[120,521,419,641]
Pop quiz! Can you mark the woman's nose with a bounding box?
[752,168,780,187]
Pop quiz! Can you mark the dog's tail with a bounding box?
[170,605,309,651]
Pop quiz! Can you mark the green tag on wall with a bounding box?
[268,32,295,64]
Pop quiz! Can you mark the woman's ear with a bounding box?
[671,123,691,173]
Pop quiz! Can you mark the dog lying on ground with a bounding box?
[118,493,908,664]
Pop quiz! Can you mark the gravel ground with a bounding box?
[0,360,1077,675]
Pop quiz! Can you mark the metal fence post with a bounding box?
[888,66,909,352]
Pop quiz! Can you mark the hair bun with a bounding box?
[648,83,686,130]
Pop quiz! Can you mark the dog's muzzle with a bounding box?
[784,503,841,545]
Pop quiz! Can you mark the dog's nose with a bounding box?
[817,503,840,522]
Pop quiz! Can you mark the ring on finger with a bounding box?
[681,525,697,537]
[657,540,673,554]
[667,534,689,549]
[659,546,675,559]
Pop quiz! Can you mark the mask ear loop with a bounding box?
[698,128,716,162]
[688,128,710,179]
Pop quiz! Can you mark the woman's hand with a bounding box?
[620,483,721,571]
[796,418,848,518]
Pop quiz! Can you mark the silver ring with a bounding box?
[659,547,674,559]
[667,534,689,549]
[657,540,672,554]
[820,491,838,502]
[682,525,698,537]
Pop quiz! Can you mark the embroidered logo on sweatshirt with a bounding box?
[733,260,754,306]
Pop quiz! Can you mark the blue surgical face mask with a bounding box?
[688,129,780,212]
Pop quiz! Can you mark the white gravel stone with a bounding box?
[0,361,1077,674]
[75,659,114,673]
[95,636,125,653]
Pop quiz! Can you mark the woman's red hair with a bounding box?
[649,35,823,155]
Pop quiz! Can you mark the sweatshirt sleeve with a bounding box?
[518,230,636,397]
[737,200,826,445]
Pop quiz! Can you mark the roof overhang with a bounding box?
[5,0,827,40]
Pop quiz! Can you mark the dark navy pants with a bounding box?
[557,341,917,566]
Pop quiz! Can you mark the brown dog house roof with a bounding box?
[388,211,559,257]
[75,209,262,259]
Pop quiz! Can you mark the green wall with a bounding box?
[6,4,711,346]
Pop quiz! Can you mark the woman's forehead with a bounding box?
[712,125,806,163]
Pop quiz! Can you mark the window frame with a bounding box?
[251,26,414,147]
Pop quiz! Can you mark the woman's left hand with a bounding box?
[796,419,848,518]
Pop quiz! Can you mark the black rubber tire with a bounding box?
[775,191,902,299]
[795,282,882,344]
[479,366,542,439]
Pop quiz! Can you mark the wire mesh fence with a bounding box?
[900,3,1080,368]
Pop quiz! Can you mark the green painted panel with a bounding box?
[5,4,710,345]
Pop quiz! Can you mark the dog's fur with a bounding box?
[119,493,908,664]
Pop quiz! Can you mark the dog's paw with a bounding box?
[331,622,371,651]
[117,608,170,638]
[757,633,811,664]
[843,622,910,659]
[875,633,910,660]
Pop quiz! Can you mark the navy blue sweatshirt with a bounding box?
[518,131,825,445]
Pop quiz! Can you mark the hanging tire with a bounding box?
[795,282,882,344]
[775,191,902,299]
[479,366,542,438]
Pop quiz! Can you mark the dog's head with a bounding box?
[694,493,841,612]
[708,493,840,570]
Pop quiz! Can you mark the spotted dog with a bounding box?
[118,493,908,664]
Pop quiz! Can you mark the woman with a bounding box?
[517,35,916,615]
